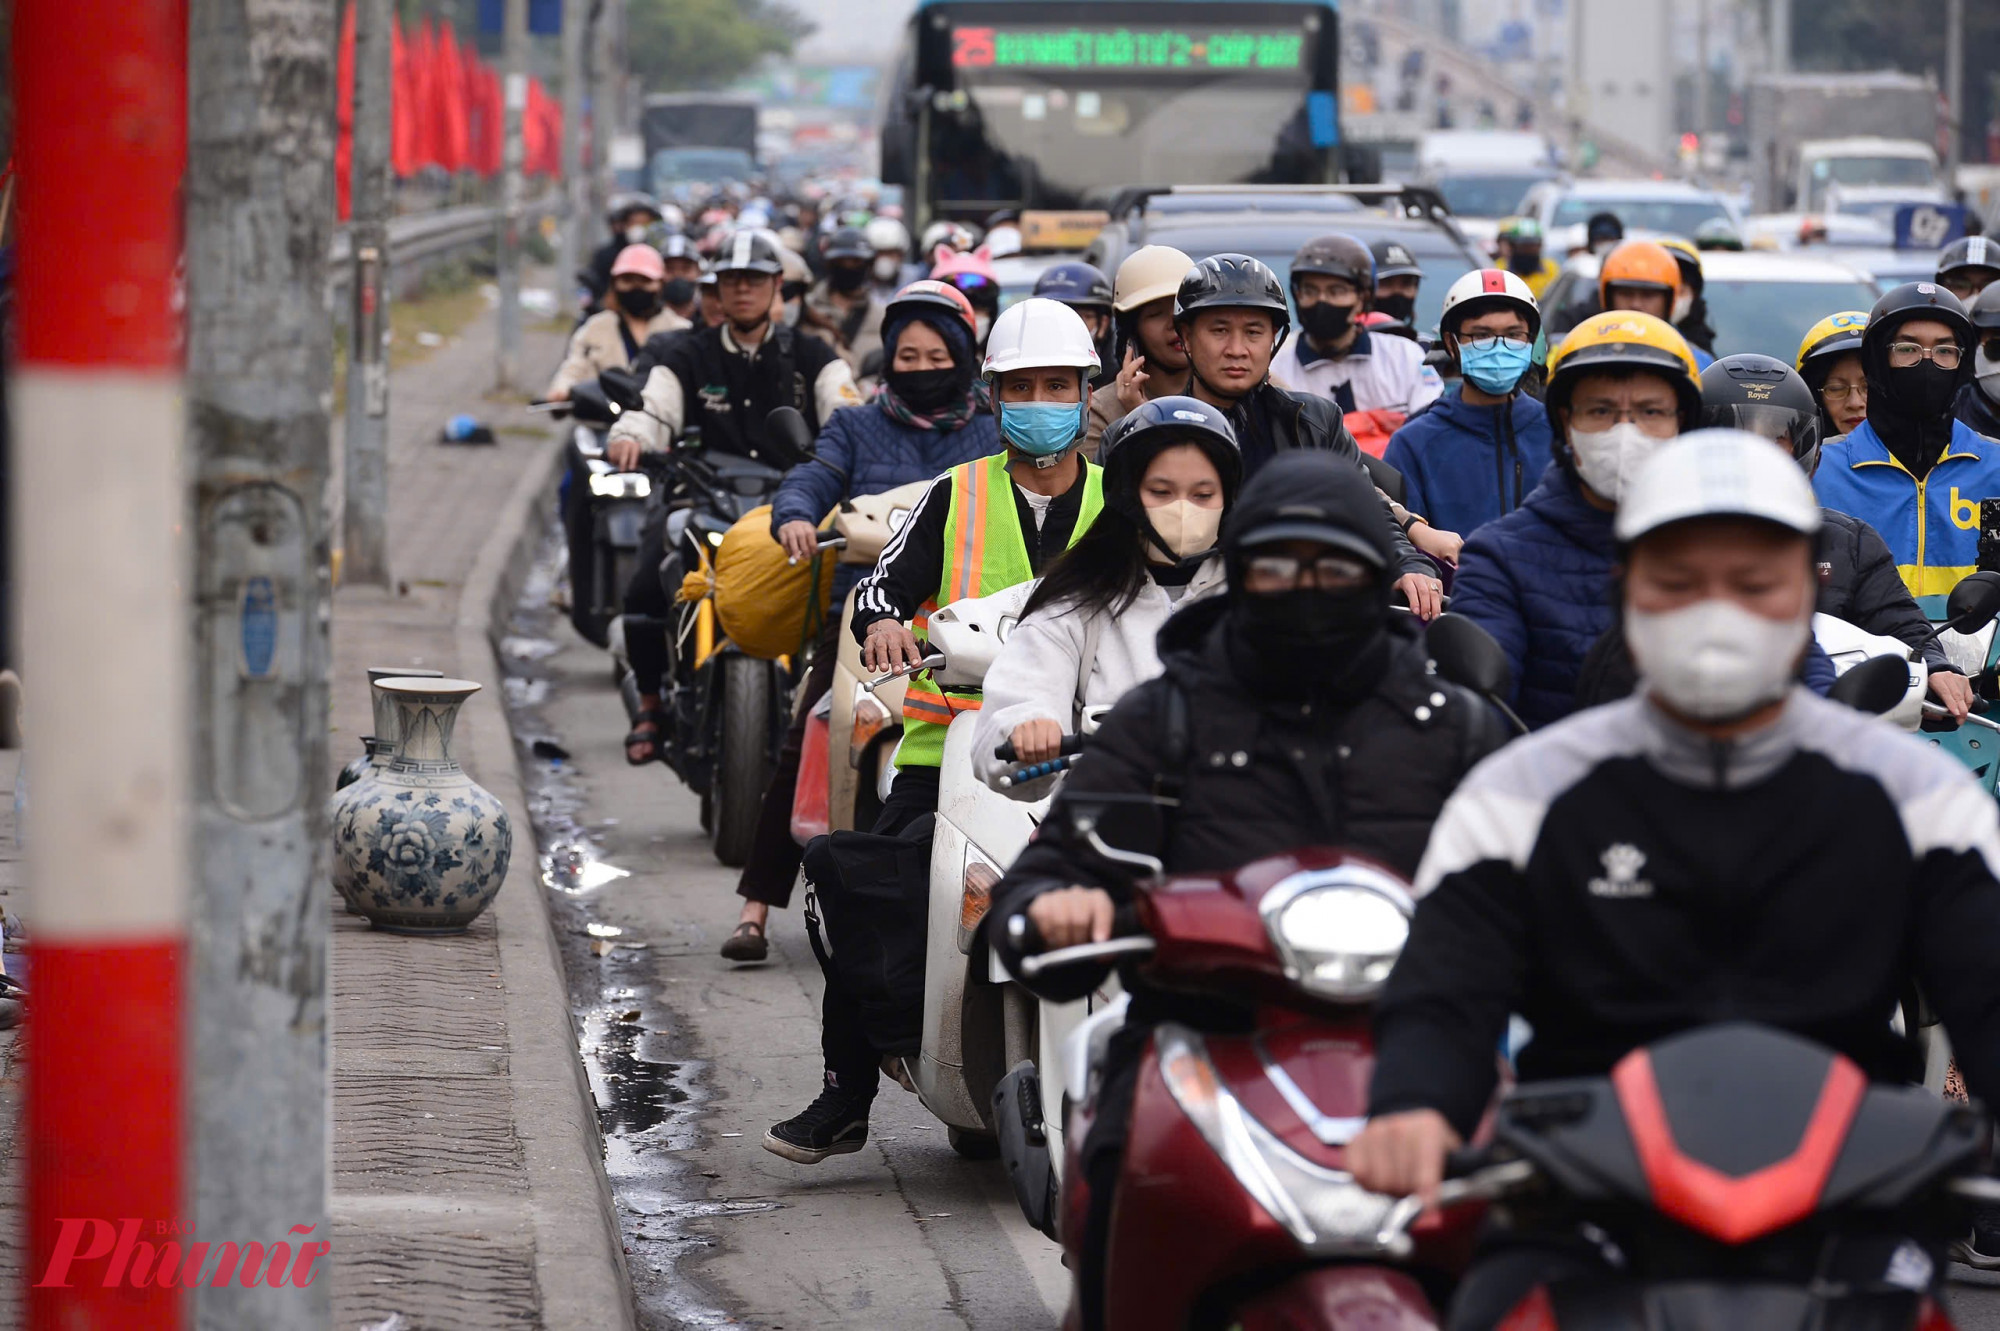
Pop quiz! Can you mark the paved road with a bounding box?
[500,538,1067,1331]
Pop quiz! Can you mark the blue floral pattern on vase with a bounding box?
[334,678,511,934]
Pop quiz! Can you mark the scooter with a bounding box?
[534,377,661,650]
[1812,613,1928,730]
[1917,570,2000,799]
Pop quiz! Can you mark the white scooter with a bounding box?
[1813,612,1928,730]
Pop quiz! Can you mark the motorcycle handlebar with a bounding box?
[993,734,1087,763]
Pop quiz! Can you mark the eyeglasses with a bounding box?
[1242,553,1374,594]
[1457,334,1533,352]
[1820,381,1867,402]
[1886,341,1963,369]
[1569,402,1679,428]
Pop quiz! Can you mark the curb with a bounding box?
[454,437,639,1330]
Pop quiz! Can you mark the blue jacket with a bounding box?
[1814,417,2000,597]
[1454,466,1834,729]
[770,401,1002,603]
[1381,387,1554,539]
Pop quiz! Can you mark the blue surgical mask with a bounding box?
[999,400,1086,459]
[1456,337,1534,396]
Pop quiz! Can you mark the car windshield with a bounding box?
[1550,197,1731,235]
[651,148,755,185]
[1817,156,1937,188]
[1704,278,1883,360]
[1432,174,1543,219]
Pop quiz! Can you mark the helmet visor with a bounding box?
[1709,403,1822,465]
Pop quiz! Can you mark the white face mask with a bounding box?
[1977,344,2000,407]
[625,224,650,244]
[873,255,902,283]
[1143,500,1222,564]
[975,313,993,345]
[1568,421,1668,502]
[1671,289,1695,324]
[1625,598,1810,722]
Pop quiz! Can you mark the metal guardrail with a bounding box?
[326,196,558,304]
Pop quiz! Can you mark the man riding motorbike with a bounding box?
[1267,233,1443,415]
[1085,245,1192,454]
[1349,429,2000,1328]
[797,226,886,379]
[1033,260,1117,391]
[763,296,1106,1164]
[607,229,861,764]
[1368,237,1426,338]
[1597,241,1714,370]
[1938,235,2000,306]
[583,192,666,313]
[989,448,1506,1331]
[1495,216,1560,300]
[1170,252,1448,616]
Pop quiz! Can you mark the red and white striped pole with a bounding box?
[13,1,189,1326]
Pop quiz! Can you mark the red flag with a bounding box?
[391,17,418,177]
[433,21,473,173]
[336,1,354,217]
[411,18,438,171]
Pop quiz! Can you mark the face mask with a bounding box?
[625,225,650,244]
[663,277,696,309]
[975,313,993,346]
[999,400,1086,459]
[614,286,664,319]
[1590,238,1619,257]
[1231,588,1389,698]
[1886,361,1962,420]
[1978,344,2000,407]
[1374,293,1417,324]
[886,364,968,412]
[1142,500,1222,564]
[1671,289,1695,324]
[1457,338,1534,396]
[1506,250,1543,275]
[1568,421,1666,502]
[1625,597,1809,722]
[1300,301,1354,343]
[828,265,870,294]
[781,299,802,328]
[873,255,902,283]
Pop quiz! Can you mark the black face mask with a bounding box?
[828,264,870,294]
[1300,301,1355,344]
[662,277,696,308]
[1229,588,1389,699]
[1374,292,1417,324]
[1506,250,1543,276]
[614,287,664,319]
[1883,361,1962,421]
[886,363,971,412]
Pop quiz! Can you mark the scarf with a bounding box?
[875,376,991,432]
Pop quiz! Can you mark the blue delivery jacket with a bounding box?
[1814,418,2000,597]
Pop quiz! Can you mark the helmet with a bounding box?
[1794,310,1869,382]
[1586,212,1625,246]
[820,226,872,263]
[698,266,718,289]
[776,244,813,292]
[1112,245,1194,313]
[1370,237,1424,283]
[1498,216,1543,244]
[921,220,976,255]
[1098,395,1245,522]
[1289,234,1375,292]
[712,228,787,276]
[610,244,667,281]
[1033,261,1115,311]
[865,217,911,254]
[1972,281,2000,334]
[981,297,1101,377]
[1657,237,1705,294]
[1615,429,1823,546]
[655,232,698,263]
[1598,240,1682,309]
[883,278,978,337]
[606,192,662,227]
[657,203,686,232]
[930,244,998,286]
[1545,310,1703,429]
[1693,217,1744,251]
[1937,236,2000,284]
[1861,281,1975,362]
[1699,354,1824,474]
[1174,253,1292,346]
[1439,268,1541,341]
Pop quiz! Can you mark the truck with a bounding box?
[639,93,761,196]
[1746,71,1940,213]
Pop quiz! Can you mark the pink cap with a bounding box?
[611,244,667,281]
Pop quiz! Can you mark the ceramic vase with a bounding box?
[336,677,512,934]
[329,667,444,913]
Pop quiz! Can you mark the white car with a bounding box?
[1521,178,1743,255]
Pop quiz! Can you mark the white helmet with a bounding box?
[921,220,976,255]
[1614,429,1823,545]
[1113,245,1195,313]
[1440,267,1542,340]
[982,297,1102,378]
[865,216,911,254]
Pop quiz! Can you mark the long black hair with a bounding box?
[1021,506,1159,623]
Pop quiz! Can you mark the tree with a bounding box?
[627,0,813,93]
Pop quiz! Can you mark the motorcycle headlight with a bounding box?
[1259,867,1414,1002]
[587,470,651,500]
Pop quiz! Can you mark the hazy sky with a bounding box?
[791,0,918,63]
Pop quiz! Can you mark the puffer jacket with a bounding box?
[1381,387,1554,539]
[769,399,1002,604]
[1957,381,2000,441]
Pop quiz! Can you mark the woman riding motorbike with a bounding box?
[544,243,690,401]
[971,397,1242,795]
[1796,309,1871,440]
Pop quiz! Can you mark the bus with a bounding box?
[879,0,1344,231]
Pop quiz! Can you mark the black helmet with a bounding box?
[1586,211,1624,246]
[1369,237,1423,283]
[655,231,697,262]
[1973,281,2000,334]
[1861,282,1974,398]
[1033,261,1115,311]
[1099,396,1245,510]
[1175,253,1291,346]
[606,192,663,227]
[1290,234,1375,293]
[1937,236,2000,285]
[820,226,872,263]
[1700,354,1825,475]
[712,228,787,277]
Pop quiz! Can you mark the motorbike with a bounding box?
[535,376,663,650]
[1916,570,2000,798]
[1812,614,1928,731]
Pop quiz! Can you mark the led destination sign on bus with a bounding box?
[951,25,1307,72]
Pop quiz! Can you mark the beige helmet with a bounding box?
[1114,245,1195,313]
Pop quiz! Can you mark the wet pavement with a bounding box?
[498,528,1066,1330]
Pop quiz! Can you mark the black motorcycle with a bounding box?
[547,376,664,650]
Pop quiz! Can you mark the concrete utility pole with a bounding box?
[1945,0,1965,184]
[186,0,336,1323]
[15,1,189,1322]
[559,0,587,312]
[346,0,394,588]
[497,0,528,391]
[1770,0,1790,75]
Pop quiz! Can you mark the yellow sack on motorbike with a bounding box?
[712,504,836,660]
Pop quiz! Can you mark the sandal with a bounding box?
[624,710,667,766]
[720,920,768,963]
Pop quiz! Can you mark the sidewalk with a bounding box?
[323,295,637,1329]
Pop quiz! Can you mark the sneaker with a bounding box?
[1951,1205,2000,1269]
[763,1085,873,1164]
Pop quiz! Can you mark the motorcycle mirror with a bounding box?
[1827,654,1912,716]
[1061,794,1164,879]
[1947,571,2000,635]
[597,366,646,411]
[565,380,616,426]
[763,406,815,468]
[1428,613,1513,701]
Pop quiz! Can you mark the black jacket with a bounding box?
[1369,689,2000,1138]
[1573,507,1952,708]
[633,321,845,461]
[991,598,1504,1010]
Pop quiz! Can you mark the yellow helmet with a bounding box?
[1657,236,1705,294]
[1794,310,1869,379]
[1546,310,1704,429]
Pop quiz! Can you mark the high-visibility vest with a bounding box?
[896,453,1103,768]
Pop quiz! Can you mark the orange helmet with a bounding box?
[1598,240,1683,310]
